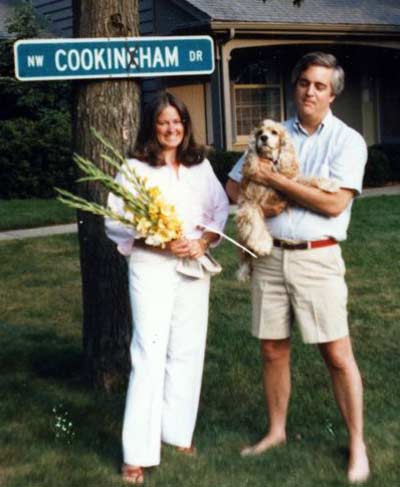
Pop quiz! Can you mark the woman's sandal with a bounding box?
[176,445,197,457]
[121,464,145,485]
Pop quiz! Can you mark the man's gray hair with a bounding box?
[291,52,345,96]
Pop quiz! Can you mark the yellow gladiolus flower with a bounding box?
[148,187,161,199]
[136,217,152,235]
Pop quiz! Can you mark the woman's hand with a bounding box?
[166,238,207,259]
[166,238,192,258]
[167,232,216,259]
[187,238,209,259]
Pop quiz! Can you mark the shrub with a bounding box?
[363,147,392,188]
[0,1,74,199]
[0,110,75,199]
[371,144,400,182]
[208,149,242,187]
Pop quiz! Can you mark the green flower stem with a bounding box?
[56,129,182,244]
[56,189,134,227]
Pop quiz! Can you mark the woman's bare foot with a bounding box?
[121,464,145,484]
[348,443,370,484]
[240,433,286,457]
[176,445,197,457]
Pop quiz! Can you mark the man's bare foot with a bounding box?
[348,443,370,484]
[240,433,286,457]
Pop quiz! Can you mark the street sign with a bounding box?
[14,36,214,81]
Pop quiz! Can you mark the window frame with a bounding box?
[232,79,285,145]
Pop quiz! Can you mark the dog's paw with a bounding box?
[316,178,339,193]
[236,263,251,282]
[248,234,273,256]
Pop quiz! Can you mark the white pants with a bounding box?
[122,249,210,467]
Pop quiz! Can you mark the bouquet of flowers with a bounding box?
[56,129,183,247]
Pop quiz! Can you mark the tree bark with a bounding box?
[72,0,140,391]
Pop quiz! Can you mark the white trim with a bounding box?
[221,38,400,149]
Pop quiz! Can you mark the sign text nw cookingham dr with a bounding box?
[14,36,214,81]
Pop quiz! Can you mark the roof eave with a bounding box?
[209,21,400,36]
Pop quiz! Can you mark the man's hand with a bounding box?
[260,199,287,218]
[252,158,276,186]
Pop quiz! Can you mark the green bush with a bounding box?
[0,110,75,199]
[208,149,242,187]
[0,2,74,199]
[370,144,400,182]
[363,147,392,188]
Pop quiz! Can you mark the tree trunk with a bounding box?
[72,0,140,391]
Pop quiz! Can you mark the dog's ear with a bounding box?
[279,125,290,147]
[278,125,299,178]
[248,128,257,150]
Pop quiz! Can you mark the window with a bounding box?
[230,48,284,144]
[234,84,282,137]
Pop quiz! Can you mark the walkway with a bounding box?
[1,185,399,242]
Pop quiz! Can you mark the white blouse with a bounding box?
[105,158,230,256]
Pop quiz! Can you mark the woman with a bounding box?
[105,92,229,484]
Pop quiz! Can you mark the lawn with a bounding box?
[0,195,399,487]
[0,199,76,231]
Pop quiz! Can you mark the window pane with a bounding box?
[235,87,281,136]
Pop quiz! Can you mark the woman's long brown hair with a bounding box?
[131,92,206,167]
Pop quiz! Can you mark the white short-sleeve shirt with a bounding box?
[228,110,367,241]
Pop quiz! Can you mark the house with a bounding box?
[141,0,400,150]
[3,0,400,150]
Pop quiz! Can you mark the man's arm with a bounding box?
[253,162,355,217]
[225,178,288,217]
[226,179,240,203]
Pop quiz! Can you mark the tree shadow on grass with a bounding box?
[0,321,125,470]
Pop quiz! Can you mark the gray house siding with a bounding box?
[154,0,206,34]
[30,1,156,37]
[139,0,154,35]
[139,0,207,105]
[32,0,72,36]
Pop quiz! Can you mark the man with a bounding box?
[226,52,370,484]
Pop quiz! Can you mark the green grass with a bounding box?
[0,195,399,486]
[0,199,76,231]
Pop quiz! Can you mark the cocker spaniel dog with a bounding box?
[236,119,338,281]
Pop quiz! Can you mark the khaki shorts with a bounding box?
[251,245,348,344]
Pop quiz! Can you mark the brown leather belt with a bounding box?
[273,237,337,250]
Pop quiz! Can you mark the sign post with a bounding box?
[14,36,214,81]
